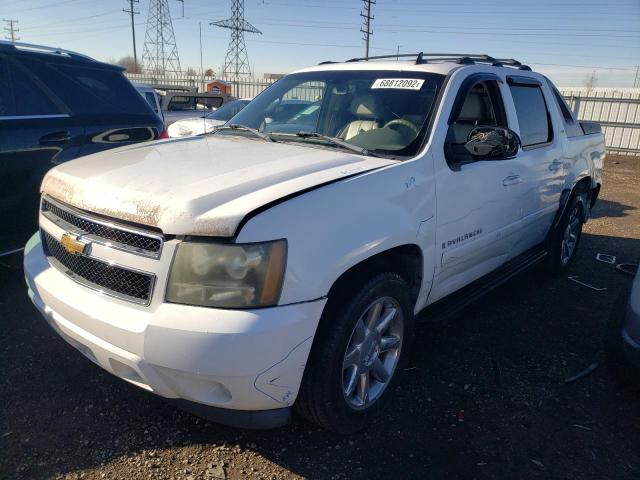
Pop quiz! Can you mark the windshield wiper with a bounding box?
[213,124,276,142]
[272,131,374,156]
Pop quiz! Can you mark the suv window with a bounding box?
[15,56,151,116]
[509,84,553,147]
[449,80,506,144]
[0,57,15,116]
[550,86,583,138]
[9,61,62,116]
[143,91,158,113]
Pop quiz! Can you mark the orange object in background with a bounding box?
[207,80,232,95]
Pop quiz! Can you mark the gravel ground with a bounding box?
[1,154,639,480]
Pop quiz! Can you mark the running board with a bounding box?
[418,246,548,324]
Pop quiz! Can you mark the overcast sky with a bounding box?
[3,0,640,87]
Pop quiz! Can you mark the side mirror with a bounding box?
[464,126,520,160]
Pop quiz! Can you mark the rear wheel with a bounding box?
[295,272,414,433]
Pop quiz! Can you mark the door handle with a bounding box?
[502,174,522,186]
[548,159,563,172]
[39,131,72,145]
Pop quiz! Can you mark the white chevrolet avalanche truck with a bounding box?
[24,53,604,433]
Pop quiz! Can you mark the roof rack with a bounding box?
[320,52,531,71]
[0,40,96,62]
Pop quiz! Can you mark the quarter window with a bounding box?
[509,84,552,147]
[550,86,583,138]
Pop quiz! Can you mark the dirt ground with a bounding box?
[1,154,639,480]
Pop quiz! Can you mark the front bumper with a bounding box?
[24,233,326,427]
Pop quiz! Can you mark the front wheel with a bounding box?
[546,196,584,274]
[295,272,414,433]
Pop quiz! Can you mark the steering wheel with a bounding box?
[382,118,419,136]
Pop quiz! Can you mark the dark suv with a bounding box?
[0,41,165,258]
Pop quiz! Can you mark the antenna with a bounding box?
[3,19,19,43]
[210,0,261,78]
[142,0,181,75]
[360,0,375,59]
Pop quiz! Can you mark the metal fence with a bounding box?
[560,87,640,154]
[126,74,640,154]
[126,73,276,98]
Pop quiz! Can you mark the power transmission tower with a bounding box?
[360,0,375,59]
[211,0,261,78]
[142,0,181,75]
[3,19,19,42]
[123,0,140,71]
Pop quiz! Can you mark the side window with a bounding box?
[144,92,158,113]
[449,80,506,144]
[10,61,62,116]
[0,56,16,116]
[509,84,553,148]
[550,86,583,138]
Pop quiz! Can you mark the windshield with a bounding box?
[205,99,251,121]
[224,70,444,157]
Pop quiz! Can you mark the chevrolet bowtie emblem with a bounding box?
[61,233,90,256]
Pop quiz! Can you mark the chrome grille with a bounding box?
[42,231,155,305]
[41,196,163,258]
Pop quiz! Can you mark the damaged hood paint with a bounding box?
[41,135,395,236]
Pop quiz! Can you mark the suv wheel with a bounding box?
[295,272,414,433]
[546,195,584,274]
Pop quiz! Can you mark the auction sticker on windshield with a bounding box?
[371,78,425,90]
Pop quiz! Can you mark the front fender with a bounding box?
[236,157,436,307]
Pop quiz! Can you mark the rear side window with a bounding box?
[14,56,151,116]
[550,86,583,138]
[143,91,158,113]
[51,64,150,115]
[509,84,552,147]
[0,56,14,116]
[7,60,62,116]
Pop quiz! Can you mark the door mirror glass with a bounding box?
[464,126,520,160]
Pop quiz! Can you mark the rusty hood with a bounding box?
[41,135,395,236]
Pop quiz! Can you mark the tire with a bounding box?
[295,272,414,434]
[546,195,584,274]
[604,290,640,387]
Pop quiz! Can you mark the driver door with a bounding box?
[429,75,526,303]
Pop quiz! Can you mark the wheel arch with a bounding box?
[326,244,424,309]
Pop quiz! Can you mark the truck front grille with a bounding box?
[41,196,163,258]
[42,231,155,305]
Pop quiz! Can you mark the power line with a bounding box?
[360,0,375,59]
[123,0,140,71]
[3,19,19,42]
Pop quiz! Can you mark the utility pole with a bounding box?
[360,0,375,59]
[3,19,19,42]
[396,45,402,61]
[123,0,140,71]
[176,0,184,18]
[634,65,640,88]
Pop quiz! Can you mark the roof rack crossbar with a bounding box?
[320,52,532,71]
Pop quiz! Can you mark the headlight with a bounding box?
[166,240,287,308]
